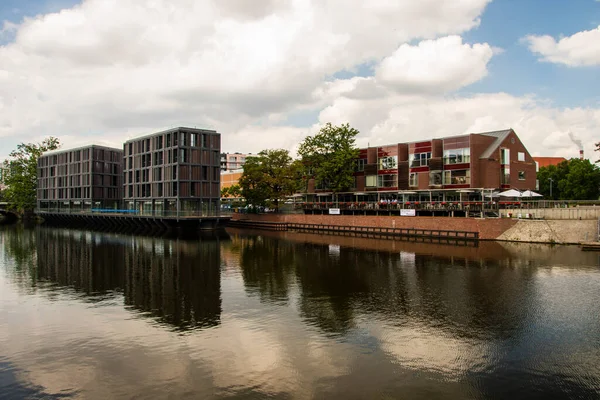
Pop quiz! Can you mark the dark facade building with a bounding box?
[123,127,221,215]
[307,129,537,201]
[37,145,123,211]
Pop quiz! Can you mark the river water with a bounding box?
[1,225,600,399]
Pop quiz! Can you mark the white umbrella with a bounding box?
[498,189,521,197]
[521,190,543,198]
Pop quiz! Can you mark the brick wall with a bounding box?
[232,213,518,240]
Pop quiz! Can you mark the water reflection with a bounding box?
[34,227,222,330]
[0,226,599,399]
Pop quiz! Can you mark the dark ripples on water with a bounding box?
[1,225,600,399]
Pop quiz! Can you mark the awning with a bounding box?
[457,189,474,193]
[521,190,543,198]
[316,192,333,196]
[499,189,521,197]
[398,191,417,194]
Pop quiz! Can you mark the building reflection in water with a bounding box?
[35,227,222,331]
[230,230,539,340]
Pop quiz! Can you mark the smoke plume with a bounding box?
[568,131,583,150]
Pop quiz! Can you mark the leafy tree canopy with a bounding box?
[297,122,360,193]
[221,184,242,198]
[2,137,60,214]
[238,149,299,211]
[537,158,600,200]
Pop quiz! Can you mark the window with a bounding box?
[366,175,377,187]
[409,173,418,187]
[443,169,470,185]
[501,166,510,184]
[191,134,197,147]
[379,156,398,170]
[429,171,442,186]
[172,165,177,180]
[166,134,171,147]
[409,152,431,168]
[501,148,510,165]
[443,148,470,165]
[377,174,398,188]
[518,152,525,162]
[355,159,366,172]
[518,171,525,180]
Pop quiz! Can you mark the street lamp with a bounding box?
[548,177,553,198]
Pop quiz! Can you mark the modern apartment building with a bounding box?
[123,127,221,215]
[307,129,537,201]
[220,152,250,171]
[37,145,123,211]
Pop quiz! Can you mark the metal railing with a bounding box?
[296,200,600,211]
[36,208,229,218]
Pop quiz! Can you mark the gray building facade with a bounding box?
[37,145,124,211]
[123,127,221,216]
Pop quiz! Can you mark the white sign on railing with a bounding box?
[400,209,416,216]
[329,208,341,215]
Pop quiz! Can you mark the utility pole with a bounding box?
[549,177,553,198]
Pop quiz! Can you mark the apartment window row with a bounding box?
[125,182,219,199]
[126,132,215,155]
[443,148,470,165]
[125,149,220,169]
[379,156,398,170]
[409,152,431,168]
[354,159,366,172]
[409,169,471,187]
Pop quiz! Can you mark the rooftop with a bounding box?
[124,126,218,143]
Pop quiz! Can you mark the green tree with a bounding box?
[297,123,359,195]
[238,149,299,211]
[538,158,600,200]
[227,184,242,198]
[3,137,60,214]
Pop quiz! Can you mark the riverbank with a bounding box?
[231,213,597,245]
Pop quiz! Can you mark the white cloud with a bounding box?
[524,25,600,66]
[313,84,600,159]
[0,0,490,153]
[376,36,494,93]
[0,0,599,164]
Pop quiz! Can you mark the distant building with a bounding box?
[306,128,537,201]
[123,127,221,215]
[37,145,123,211]
[533,157,567,171]
[220,152,251,171]
[220,168,243,195]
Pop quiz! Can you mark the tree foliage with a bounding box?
[297,123,360,193]
[221,184,242,198]
[2,137,60,214]
[537,158,600,200]
[596,142,600,163]
[238,149,299,211]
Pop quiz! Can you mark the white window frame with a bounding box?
[366,175,377,187]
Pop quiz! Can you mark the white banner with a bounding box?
[329,208,341,215]
[400,209,416,216]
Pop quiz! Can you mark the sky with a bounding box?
[0,0,599,161]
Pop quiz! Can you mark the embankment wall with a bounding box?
[231,213,597,244]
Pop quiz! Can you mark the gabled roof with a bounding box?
[478,129,513,159]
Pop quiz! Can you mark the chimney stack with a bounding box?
[580,150,584,160]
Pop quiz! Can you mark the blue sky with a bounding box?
[461,0,600,107]
[0,0,599,158]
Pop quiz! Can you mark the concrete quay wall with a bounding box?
[231,213,597,244]
[500,207,600,220]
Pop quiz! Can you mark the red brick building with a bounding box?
[307,129,537,202]
[533,157,567,169]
